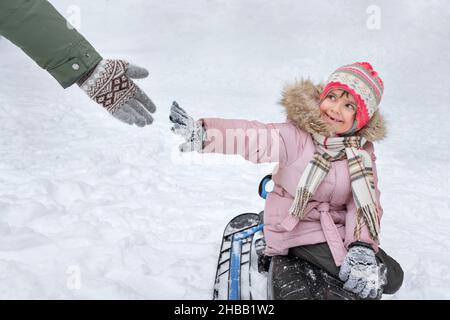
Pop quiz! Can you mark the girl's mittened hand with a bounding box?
[339,245,386,299]
[169,101,205,152]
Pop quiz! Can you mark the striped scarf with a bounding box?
[288,133,380,241]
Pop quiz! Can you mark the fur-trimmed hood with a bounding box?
[280,79,387,142]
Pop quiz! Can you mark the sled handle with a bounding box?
[258,174,273,200]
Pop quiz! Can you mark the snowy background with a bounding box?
[0,0,449,299]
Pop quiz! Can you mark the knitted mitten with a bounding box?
[339,244,387,299]
[169,101,206,152]
[77,59,156,127]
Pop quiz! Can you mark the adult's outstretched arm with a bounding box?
[0,0,102,88]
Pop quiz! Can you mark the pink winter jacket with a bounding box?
[201,119,382,267]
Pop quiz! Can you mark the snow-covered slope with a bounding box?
[0,0,449,299]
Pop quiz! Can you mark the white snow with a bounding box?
[0,0,449,299]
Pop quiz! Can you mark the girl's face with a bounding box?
[319,89,357,135]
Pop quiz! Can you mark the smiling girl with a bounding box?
[169,62,403,299]
[320,89,358,134]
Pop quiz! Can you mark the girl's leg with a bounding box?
[289,243,404,295]
[374,248,404,294]
[289,243,341,276]
[267,253,358,300]
[267,255,318,300]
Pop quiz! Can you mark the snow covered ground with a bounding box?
[0,0,449,299]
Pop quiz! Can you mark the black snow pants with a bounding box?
[268,242,404,300]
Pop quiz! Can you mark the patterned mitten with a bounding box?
[77,59,156,127]
[339,244,387,299]
[169,101,206,152]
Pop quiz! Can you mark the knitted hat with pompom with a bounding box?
[320,62,384,133]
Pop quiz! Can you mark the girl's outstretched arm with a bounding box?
[169,101,305,164]
[200,117,289,164]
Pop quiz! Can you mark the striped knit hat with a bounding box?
[320,62,384,131]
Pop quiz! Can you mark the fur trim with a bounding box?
[280,78,387,142]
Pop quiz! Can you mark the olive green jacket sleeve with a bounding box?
[0,0,102,88]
